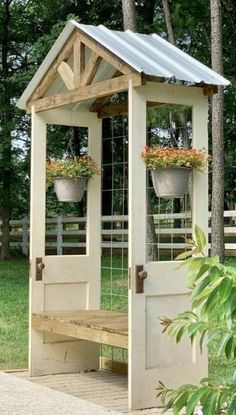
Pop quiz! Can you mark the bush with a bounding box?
[157,225,236,414]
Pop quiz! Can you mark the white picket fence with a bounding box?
[0,211,236,256]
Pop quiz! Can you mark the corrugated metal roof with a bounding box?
[17,21,230,110]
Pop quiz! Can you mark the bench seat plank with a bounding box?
[32,309,128,349]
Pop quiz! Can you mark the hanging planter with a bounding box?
[46,156,100,202]
[142,146,209,199]
[53,177,87,202]
[151,167,191,198]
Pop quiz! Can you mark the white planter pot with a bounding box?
[151,167,191,198]
[54,177,87,202]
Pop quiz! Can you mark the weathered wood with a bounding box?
[77,30,134,75]
[73,38,85,87]
[29,31,78,102]
[96,100,164,118]
[57,61,74,90]
[89,70,122,111]
[32,309,128,349]
[80,52,102,86]
[27,73,142,113]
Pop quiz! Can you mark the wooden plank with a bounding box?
[27,73,142,113]
[89,70,122,111]
[77,29,134,75]
[29,31,78,103]
[73,38,85,87]
[32,310,128,349]
[97,100,164,118]
[80,52,102,86]
[57,61,74,90]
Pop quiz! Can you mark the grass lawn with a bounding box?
[0,259,29,370]
[1,255,236,377]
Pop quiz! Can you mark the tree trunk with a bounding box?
[121,0,136,31]
[210,0,225,262]
[1,0,12,260]
[161,0,175,44]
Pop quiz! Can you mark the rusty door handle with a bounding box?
[35,257,45,281]
[136,265,148,293]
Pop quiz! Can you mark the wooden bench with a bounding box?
[32,309,128,349]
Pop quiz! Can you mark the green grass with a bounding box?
[1,255,236,374]
[0,259,29,370]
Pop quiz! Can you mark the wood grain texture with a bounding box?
[28,73,141,113]
[32,309,128,349]
[57,61,74,90]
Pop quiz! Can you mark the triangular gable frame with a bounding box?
[27,29,142,114]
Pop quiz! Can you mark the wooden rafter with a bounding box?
[77,29,135,75]
[74,38,85,87]
[96,101,165,118]
[57,61,74,90]
[29,31,78,102]
[89,70,122,112]
[80,52,102,87]
[27,73,142,113]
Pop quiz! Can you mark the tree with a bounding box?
[121,0,136,31]
[210,0,225,262]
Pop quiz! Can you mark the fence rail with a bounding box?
[0,211,236,256]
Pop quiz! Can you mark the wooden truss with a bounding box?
[27,28,217,115]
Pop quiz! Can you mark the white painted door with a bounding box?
[128,83,208,410]
[30,108,102,376]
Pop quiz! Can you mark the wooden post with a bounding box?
[22,217,29,256]
[56,216,63,255]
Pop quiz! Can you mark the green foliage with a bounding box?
[158,225,236,414]
[46,156,100,187]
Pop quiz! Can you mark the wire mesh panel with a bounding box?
[146,104,193,261]
[101,116,128,364]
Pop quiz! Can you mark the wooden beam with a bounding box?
[203,85,218,96]
[29,31,78,103]
[27,73,142,113]
[80,52,102,86]
[74,38,85,87]
[57,61,74,90]
[77,29,135,75]
[89,70,124,112]
[96,100,165,118]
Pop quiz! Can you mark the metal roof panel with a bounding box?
[17,21,230,110]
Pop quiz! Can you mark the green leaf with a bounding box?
[191,275,211,302]
[199,329,208,353]
[185,387,208,415]
[176,325,186,343]
[217,333,232,356]
[173,391,189,414]
[225,335,235,360]
[227,395,236,415]
[175,250,194,260]
[203,286,219,313]
[201,390,217,415]
[219,277,233,302]
[194,224,206,251]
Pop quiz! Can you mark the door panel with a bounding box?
[128,84,208,409]
[29,110,102,376]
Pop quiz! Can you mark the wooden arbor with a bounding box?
[18,22,229,410]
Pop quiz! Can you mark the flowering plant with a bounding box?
[141,146,209,171]
[46,156,100,187]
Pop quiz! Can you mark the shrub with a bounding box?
[157,225,236,414]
